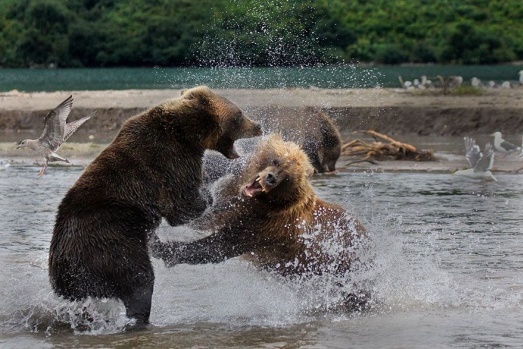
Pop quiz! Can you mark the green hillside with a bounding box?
[0,0,522,67]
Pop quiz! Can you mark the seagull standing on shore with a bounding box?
[491,131,520,155]
[454,137,496,181]
[16,95,95,176]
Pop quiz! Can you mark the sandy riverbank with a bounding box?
[2,87,523,110]
[1,87,523,173]
[1,87,523,136]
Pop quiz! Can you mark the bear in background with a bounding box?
[259,106,342,174]
[151,134,369,309]
[49,86,262,328]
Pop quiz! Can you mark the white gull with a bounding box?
[454,137,496,181]
[491,131,520,155]
[16,95,96,176]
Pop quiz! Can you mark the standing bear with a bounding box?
[49,86,262,328]
[151,134,369,308]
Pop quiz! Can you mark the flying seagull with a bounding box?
[16,95,96,176]
[491,131,520,155]
[454,137,496,181]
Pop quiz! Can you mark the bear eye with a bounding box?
[233,112,243,123]
[272,159,280,166]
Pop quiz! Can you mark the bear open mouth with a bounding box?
[242,175,266,197]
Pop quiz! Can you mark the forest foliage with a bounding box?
[0,0,522,67]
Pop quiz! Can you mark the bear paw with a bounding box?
[148,233,180,267]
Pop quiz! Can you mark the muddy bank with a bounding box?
[1,88,523,140]
[1,106,522,145]
[2,87,523,174]
[326,106,523,137]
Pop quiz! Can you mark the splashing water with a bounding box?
[197,0,330,67]
[150,0,383,90]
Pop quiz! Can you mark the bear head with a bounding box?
[178,86,262,159]
[241,134,315,207]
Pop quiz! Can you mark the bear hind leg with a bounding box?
[122,281,154,330]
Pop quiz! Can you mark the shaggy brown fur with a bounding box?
[48,86,262,328]
[151,135,366,278]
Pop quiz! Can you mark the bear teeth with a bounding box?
[253,177,263,190]
[242,176,265,197]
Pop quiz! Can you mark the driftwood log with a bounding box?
[342,130,436,164]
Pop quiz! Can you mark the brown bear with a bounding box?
[258,106,342,173]
[151,135,368,307]
[48,86,262,328]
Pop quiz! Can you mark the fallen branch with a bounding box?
[342,130,436,162]
[345,159,379,166]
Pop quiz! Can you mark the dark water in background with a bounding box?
[0,65,521,92]
[0,164,522,348]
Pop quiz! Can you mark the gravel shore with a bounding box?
[1,87,523,173]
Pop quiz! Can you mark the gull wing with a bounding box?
[464,137,481,169]
[38,95,73,151]
[500,139,518,152]
[64,110,97,142]
[475,143,495,172]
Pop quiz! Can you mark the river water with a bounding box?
[0,161,522,348]
[0,65,521,92]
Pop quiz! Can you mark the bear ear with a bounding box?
[181,88,196,100]
[181,85,211,100]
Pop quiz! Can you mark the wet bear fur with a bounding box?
[151,135,369,308]
[260,106,342,173]
[48,86,262,327]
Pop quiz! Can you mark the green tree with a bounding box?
[438,20,516,64]
[17,0,72,66]
[0,0,522,67]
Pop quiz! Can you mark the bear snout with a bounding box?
[242,118,263,137]
[263,172,277,186]
[250,122,263,136]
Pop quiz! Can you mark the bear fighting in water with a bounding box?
[151,134,369,308]
[48,86,262,328]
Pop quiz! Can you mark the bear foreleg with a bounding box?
[162,188,207,226]
[149,230,253,267]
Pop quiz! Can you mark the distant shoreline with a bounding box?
[3,141,523,175]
